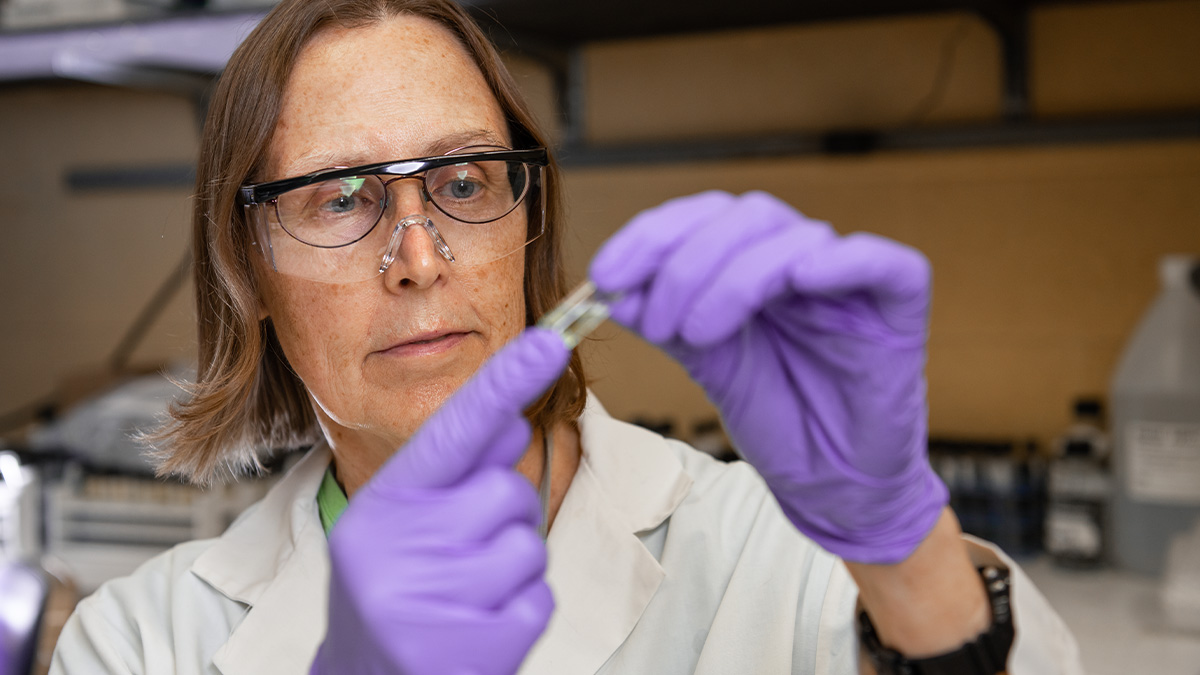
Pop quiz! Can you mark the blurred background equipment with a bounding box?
[1110,255,1200,576]
[0,560,50,675]
[26,368,192,477]
[0,452,40,564]
[1044,397,1111,568]
[15,370,278,595]
[1,0,274,29]
[1161,518,1200,634]
[1,372,283,675]
[930,436,1046,557]
[0,452,53,675]
[689,419,737,463]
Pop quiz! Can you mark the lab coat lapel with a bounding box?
[520,399,693,674]
[186,400,692,675]
[191,444,332,675]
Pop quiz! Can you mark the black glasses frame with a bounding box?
[239,147,549,205]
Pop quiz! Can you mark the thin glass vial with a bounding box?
[538,280,620,349]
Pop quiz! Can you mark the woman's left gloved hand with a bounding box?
[590,190,948,564]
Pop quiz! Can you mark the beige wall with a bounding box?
[1032,0,1200,116]
[562,1,1200,446]
[0,84,198,416]
[1,1,1198,451]
[583,12,1004,142]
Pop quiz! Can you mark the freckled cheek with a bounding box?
[463,256,527,343]
[265,287,368,393]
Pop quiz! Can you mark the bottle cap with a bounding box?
[1160,255,1199,290]
[1073,397,1103,421]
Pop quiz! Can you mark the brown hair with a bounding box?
[150,0,586,485]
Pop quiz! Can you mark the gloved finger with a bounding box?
[589,190,737,294]
[370,415,532,507]
[679,218,836,346]
[399,522,547,610]
[640,192,820,343]
[605,288,646,327]
[497,574,555,635]
[372,328,570,492]
[446,467,544,539]
[475,576,556,664]
[407,576,555,675]
[786,232,931,334]
[354,466,543,544]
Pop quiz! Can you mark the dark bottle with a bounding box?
[1044,398,1111,567]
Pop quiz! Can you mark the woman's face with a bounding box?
[255,15,528,453]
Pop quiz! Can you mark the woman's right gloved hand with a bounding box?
[310,328,571,675]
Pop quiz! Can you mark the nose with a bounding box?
[378,215,455,290]
[381,175,429,210]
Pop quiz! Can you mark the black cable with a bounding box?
[1,66,209,441]
[904,15,973,127]
[0,248,192,436]
[108,248,193,372]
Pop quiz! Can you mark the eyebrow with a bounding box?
[279,129,511,179]
[424,129,511,156]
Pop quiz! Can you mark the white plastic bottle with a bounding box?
[1110,255,1200,576]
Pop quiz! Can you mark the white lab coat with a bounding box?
[51,398,1084,674]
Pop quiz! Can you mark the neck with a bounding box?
[330,420,582,533]
[516,422,582,532]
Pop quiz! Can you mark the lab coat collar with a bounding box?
[191,442,332,675]
[521,396,693,674]
[187,395,693,675]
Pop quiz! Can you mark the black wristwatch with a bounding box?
[859,565,1014,675]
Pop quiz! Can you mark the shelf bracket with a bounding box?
[972,1,1032,121]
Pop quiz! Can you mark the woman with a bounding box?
[52,0,1084,673]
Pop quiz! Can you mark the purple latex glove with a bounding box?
[591,191,948,564]
[311,328,570,675]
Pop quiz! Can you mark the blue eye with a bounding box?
[319,177,370,214]
[447,179,480,200]
[325,194,357,212]
[429,164,490,204]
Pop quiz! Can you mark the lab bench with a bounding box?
[1021,556,1200,675]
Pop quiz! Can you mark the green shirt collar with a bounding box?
[317,466,348,538]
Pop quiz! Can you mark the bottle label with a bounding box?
[1046,505,1102,557]
[1127,421,1200,505]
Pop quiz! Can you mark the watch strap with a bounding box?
[859,565,1014,675]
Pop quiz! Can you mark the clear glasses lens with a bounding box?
[251,158,543,284]
[276,176,385,247]
[425,157,529,224]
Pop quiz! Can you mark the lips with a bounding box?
[375,329,471,357]
[401,331,456,346]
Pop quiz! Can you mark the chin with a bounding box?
[358,372,475,438]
